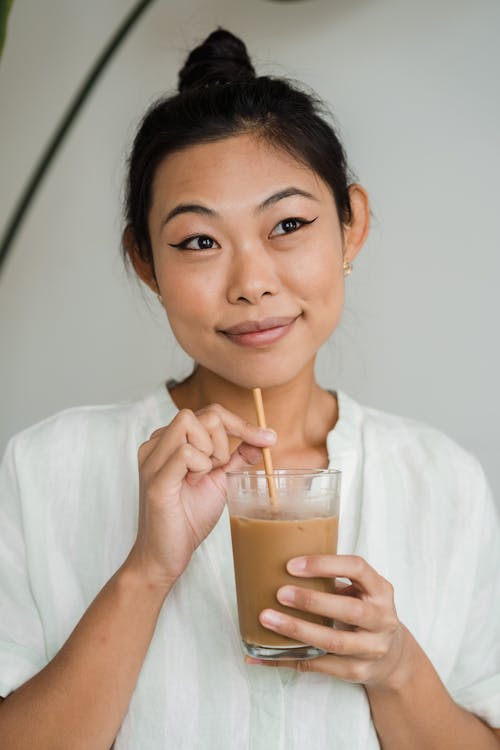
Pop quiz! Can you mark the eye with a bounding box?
[270,216,318,237]
[168,235,220,251]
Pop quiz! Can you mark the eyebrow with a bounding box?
[160,187,319,229]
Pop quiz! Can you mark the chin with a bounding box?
[206,356,311,391]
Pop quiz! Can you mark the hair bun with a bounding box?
[178,28,256,93]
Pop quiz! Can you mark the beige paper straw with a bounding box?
[251,387,277,506]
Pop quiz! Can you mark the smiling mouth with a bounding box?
[219,315,300,348]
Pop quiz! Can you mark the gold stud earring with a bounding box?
[343,260,353,276]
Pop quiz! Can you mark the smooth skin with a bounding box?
[132,132,500,747]
[0,407,276,750]
[0,133,498,749]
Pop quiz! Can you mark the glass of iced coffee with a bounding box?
[226,469,341,661]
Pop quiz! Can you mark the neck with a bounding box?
[169,362,338,464]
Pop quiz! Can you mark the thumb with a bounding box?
[223,442,264,473]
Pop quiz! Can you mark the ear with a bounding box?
[342,184,370,264]
[122,225,159,294]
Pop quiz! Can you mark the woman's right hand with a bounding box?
[127,404,276,593]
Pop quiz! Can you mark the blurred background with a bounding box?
[1,0,499,498]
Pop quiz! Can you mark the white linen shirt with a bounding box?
[1,382,499,748]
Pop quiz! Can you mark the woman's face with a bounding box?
[144,133,368,389]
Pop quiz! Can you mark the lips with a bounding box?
[222,316,298,335]
[219,315,300,348]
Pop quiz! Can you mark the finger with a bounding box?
[143,407,276,476]
[334,579,357,594]
[196,403,276,448]
[148,443,213,497]
[276,586,378,631]
[286,555,386,596]
[137,436,161,467]
[143,410,215,474]
[196,411,231,467]
[149,427,166,440]
[244,654,370,682]
[222,441,265,473]
[259,609,383,659]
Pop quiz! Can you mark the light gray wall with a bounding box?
[1,0,499,497]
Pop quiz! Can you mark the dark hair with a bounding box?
[123,28,354,279]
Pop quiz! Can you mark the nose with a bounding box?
[226,245,280,305]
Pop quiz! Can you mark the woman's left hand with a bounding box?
[250,555,409,689]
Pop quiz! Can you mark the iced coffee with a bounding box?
[226,469,341,661]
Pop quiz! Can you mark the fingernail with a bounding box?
[277,586,295,604]
[244,656,262,664]
[258,428,276,443]
[260,609,283,627]
[287,557,306,573]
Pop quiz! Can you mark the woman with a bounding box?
[0,28,499,749]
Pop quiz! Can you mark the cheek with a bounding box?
[289,244,345,344]
[288,244,343,306]
[159,264,221,351]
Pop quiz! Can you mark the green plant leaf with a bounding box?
[0,0,14,60]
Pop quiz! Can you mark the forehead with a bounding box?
[150,133,332,215]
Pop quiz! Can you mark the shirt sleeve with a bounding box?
[0,436,47,698]
[448,463,500,728]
